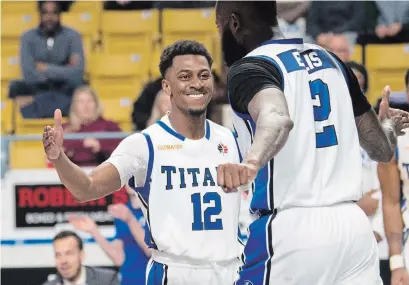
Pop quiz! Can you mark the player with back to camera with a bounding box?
[214,1,409,285]
[42,40,243,285]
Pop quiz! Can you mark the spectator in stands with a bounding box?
[63,86,121,166]
[69,186,150,285]
[327,34,352,62]
[346,61,369,94]
[146,90,171,126]
[103,0,153,11]
[306,2,366,47]
[277,1,310,39]
[9,1,84,118]
[42,230,119,285]
[132,77,162,131]
[374,1,409,43]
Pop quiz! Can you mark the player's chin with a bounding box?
[187,106,207,117]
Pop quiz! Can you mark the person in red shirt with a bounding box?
[63,86,122,166]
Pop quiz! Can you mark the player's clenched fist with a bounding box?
[43,109,64,160]
[217,162,258,193]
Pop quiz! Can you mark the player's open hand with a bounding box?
[378,86,409,136]
[43,109,64,160]
[391,267,409,285]
[217,162,258,193]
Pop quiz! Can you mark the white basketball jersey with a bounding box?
[132,116,242,263]
[231,38,363,213]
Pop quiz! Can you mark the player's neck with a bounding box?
[168,110,206,140]
[246,27,283,52]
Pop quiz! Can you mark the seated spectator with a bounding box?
[277,1,310,39]
[327,34,352,62]
[375,1,409,43]
[63,86,121,166]
[103,0,153,11]
[9,1,84,118]
[69,186,150,285]
[42,230,119,285]
[306,2,366,47]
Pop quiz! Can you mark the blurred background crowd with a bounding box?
[0,1,408,285]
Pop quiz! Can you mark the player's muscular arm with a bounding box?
[245,88,294,168]
[355,108,396,163]
[378,156,403,256]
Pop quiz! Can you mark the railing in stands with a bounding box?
[0,132,134,178]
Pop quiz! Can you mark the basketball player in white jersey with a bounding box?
[378,70,409,285]
[214,2,409,284]
[42,40,243,285]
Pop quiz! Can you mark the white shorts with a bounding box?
[235,202,383,285]
[145,258,240,285]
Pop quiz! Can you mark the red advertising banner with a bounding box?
[15,184,128,228]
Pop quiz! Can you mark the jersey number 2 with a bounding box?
[191,192,223,231]
[309,79,338,148]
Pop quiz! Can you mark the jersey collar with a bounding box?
[261,38,304,46]
[156,115,210,142]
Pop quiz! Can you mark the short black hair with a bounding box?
[405,69,409,87]
[38,1,61,13]
[217,1,278,27]
[53,231,83,250]
[159,40,213,78]
[346,61,369,93]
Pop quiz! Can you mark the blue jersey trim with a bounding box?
[131,133,154,197]
[157,120,210,141]
[396,147,399,161]
[128,133,157,249]
[261,38,303,46]
[205,120,211,140]
[157,120,185,141]
[147,261,168,285]
[235,215,274,285]
[232,130,243,162]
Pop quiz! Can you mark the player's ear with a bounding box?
[229,13,241,35]
[162,79,171,96]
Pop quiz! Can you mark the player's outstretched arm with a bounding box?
[245,88,294,169]
[378,157,403,257]
[378,157,409,282]
[43,110,123,202]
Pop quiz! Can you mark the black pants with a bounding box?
[8,80,38,98]
[8,80,80,118]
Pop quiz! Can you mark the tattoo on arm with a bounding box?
[355,109,396,163]
[245,88,294,168]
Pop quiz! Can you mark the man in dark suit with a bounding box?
[42,231,119,285]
